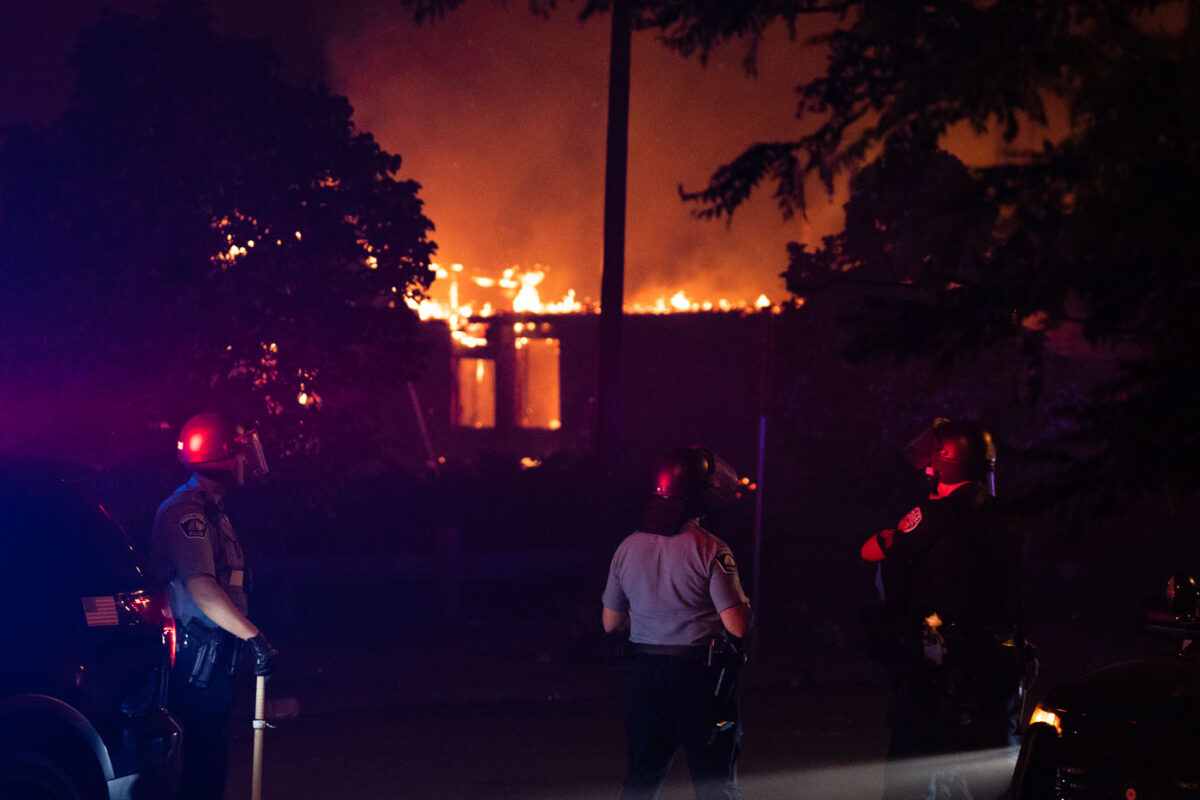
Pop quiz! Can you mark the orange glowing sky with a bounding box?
[315,3,1078,310]
[323,3,847,308]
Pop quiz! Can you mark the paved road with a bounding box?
[223,677,902,800]
[211,620,1033,800]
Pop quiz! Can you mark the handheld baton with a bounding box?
[252,675,267,800]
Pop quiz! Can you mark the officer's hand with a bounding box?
[248,632,278,678]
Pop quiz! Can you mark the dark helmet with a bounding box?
[904,418,995,491]
[177,412,269,476]
[653,446,739,512]
[930,419,994,485]
[654,447,709,501]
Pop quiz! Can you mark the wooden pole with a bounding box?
[251,675,266,800]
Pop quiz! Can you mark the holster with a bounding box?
[182,621,229,689]
[227,638,244,676]
[707,635,749,702]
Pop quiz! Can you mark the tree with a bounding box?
[635,0,1200,504]
[0,2,436,462]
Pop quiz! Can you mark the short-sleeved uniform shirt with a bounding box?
[151,475,248,628]
[602,519,749,646]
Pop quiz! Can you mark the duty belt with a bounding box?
[632,644,709,659]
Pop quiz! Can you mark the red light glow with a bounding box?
[166,619,177,668]
[119,590,177,668]
[188,433,204,452]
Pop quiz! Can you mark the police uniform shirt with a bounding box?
[151,475,248,628]
[882,483,1019,630]
[602,519,749,646]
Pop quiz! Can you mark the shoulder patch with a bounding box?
[179,512,209,539]
[715,548,738,575]
[897,506,923,533]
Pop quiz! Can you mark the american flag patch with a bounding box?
[82,596,119,627]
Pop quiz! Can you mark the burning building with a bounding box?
[406,263,785,475]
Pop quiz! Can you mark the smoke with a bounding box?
[310,1,1070,309]
[321,2,843,307]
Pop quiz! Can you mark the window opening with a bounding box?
[514,337,561,429]
[455,357,496,429]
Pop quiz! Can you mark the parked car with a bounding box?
[1009,571,1200,799]
[0,457,181,800]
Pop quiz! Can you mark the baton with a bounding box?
[252,675,266,800]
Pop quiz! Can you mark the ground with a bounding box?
[225,647,899,800]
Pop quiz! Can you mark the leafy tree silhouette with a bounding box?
[0,1,437,462]
[652,0,1199,505]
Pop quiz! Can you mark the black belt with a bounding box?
[632,644,708,659]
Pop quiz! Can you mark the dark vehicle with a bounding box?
[0,458,181,800]
[1009,572,1200,799]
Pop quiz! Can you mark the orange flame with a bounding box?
[411,262,785,328]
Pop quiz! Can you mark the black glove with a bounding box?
[247,632,278,678]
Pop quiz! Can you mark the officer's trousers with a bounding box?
[621,653,741,800]
[170,635,239,800]
[882,646,1021,800]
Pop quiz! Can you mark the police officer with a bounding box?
[602,446,753,800]
[152,412,278,800]
[861,419,1023,800]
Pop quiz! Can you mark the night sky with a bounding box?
[4,0,855,308]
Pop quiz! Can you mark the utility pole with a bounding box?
[595,0,631,476]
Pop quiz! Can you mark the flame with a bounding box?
[511,268,545,313]
[414,261,796,435]
[408,261,792,345]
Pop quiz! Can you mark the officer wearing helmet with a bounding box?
[152,412,278,800]
[602,446,753,800]
[862,419,1023,800]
